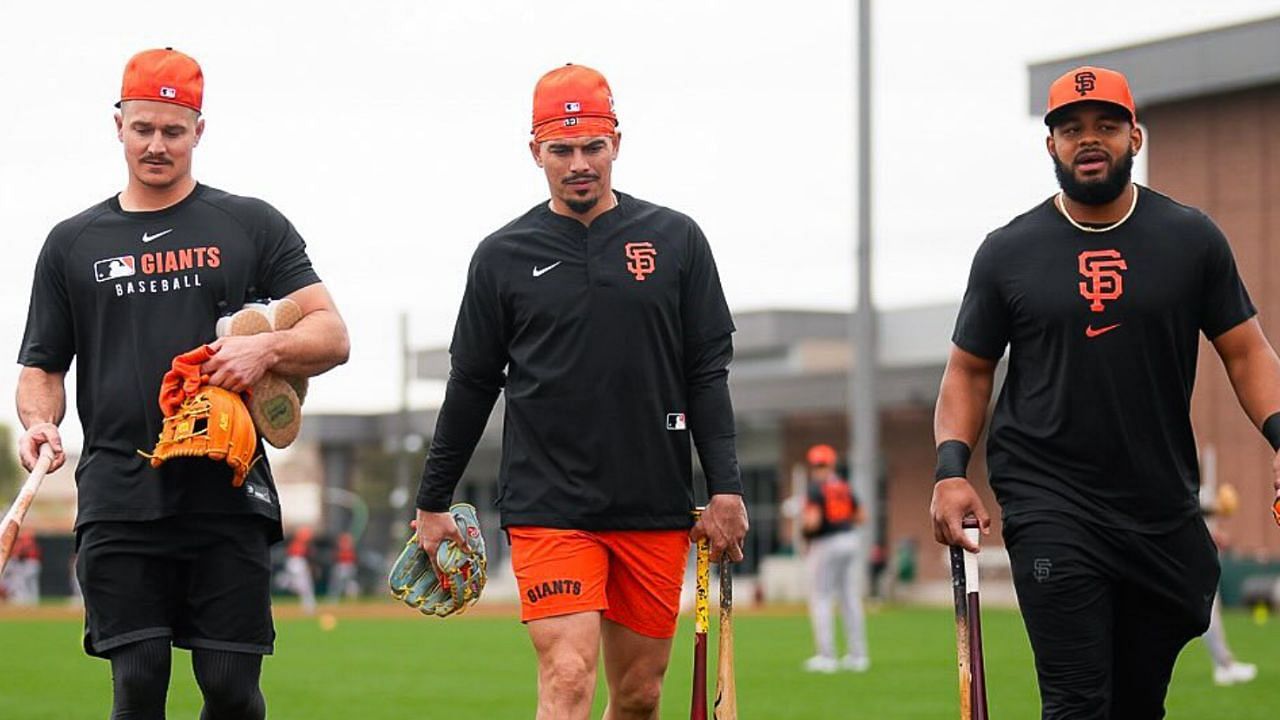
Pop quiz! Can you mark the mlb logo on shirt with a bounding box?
[159,86,178,99]
[666,413,687,431]
[94,256,136,282]
[564,101,581,113]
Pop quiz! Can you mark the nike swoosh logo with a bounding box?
[532,261,562,278]
[1085,323,1122,338]
[141,228,173,243]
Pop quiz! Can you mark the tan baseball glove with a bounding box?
[217,299,305,448]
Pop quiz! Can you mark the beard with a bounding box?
[1054,150,1133,205]
[565,195,599,215]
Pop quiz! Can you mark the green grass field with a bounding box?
[1,603,1276,718]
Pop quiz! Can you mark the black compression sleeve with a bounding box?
[687,334,743,495]
[415,365,503,512]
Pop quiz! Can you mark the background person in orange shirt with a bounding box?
[3,531,42,605]
[801,444,868,673]
[327,532,359,602]
[282,526,317,615]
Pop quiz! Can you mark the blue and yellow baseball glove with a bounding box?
[388,503,487,617]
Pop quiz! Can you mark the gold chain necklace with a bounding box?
[1055,185,1139,233]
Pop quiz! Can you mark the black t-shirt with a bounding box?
[421,191,740,530]
[18,184,320,535]
[953,187,1255,532]
[804,475,858,539]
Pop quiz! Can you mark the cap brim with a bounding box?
[1045,99,1134,126]
[116,96,203,113]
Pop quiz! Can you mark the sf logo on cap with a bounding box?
[160,86,178,99]
[1073,71,1096,96]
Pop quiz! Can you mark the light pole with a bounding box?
[850,0,880,598]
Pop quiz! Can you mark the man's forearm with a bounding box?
[17,367,67,428]
[933,362,994,448]
[690,381,742,495]
[415,367,502,512]
[265,309,351,378]
[687,335,742,495]
[1223,343,1280,429]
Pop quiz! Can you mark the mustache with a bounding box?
[141,155,172,165]
[1072,149,1111,165]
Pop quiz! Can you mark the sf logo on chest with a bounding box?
[1078,249,1127,312]
[625,242,657,281]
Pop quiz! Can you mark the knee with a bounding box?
[613,676,663,716]
[199,677,261,716]
[541,654,595,705]
[194,656,264,718]
[197,671,259,712]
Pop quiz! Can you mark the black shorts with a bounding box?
[76,514,276,658]
[1004,513,1218,720]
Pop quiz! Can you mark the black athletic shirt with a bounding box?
[416,191,743,530]
[953,186,1255,532]
[18,184,320,536]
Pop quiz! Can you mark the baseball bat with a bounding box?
[691,534,710,720]
[949,516,989,720]
[713,557,737,719]
[0,445,54,576]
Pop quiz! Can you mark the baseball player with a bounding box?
[1198,483,1257,686]
[3,531,42,605]
[800,445,868,673]
[327,532,360,602]
[16,48,349,719]
[282,526,317,615]
[412,64,749,720]
[931,65,1280,718]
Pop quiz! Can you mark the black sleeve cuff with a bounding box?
[1263,412,1280,452]
[935,439,972,481]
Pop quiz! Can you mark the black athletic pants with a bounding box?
[1004,513,1218,720]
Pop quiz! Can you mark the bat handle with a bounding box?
[0,444,56,574]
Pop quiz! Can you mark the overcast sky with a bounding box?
[1,0,1276,451]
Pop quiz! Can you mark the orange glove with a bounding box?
[144,346,259,487]
[142,386,259,487]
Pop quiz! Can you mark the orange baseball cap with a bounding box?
[532,64,617,143]
[807,444,838,467]
[118,48,204,113]
[1045,66,1135,126]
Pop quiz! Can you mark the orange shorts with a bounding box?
[508,527,691,639]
